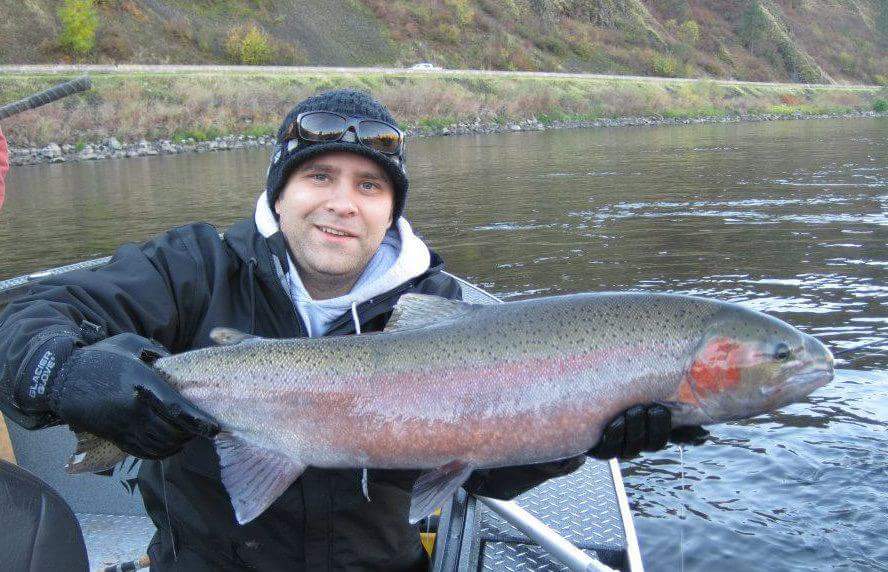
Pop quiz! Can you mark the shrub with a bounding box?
[243,124,276,138]
[120,1,146,21]
[433,23,460,44]
[164,17,194,43]
[58,0,99,56]
[171,126,223,143]
[738,2,770,51]
[655,0,692,21]
[795,63,823,85]
[241,25,274,65]
[650,53,679,77]
[768,104,796,115]
[226,24,274,65]
[445,0,474,25]
[838,52,856,74]
[416,117,453,131]
[98,28,133,60]
[873,99,888,112]
[677,20,700,46]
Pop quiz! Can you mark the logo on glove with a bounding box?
[30,350,57,399]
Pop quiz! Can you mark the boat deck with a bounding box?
[432,459,637,571]
[77,514,155,569]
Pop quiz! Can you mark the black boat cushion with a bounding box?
[0,460,88,572]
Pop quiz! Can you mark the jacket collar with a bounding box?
[223,218,288,281]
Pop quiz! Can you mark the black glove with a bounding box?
[16,333,219,460]
[588,404,706,460]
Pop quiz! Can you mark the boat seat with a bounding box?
[0,460,89,572]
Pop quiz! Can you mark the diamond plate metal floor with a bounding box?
[479,460,625,550]
[480,542,602,572]
[76,513,155,571]
[476,460,627,569]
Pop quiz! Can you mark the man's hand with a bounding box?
[17,333,219,460]
[588,404,708,460]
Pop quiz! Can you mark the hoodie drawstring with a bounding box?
[247,258,258,335]
[353,301,370,501]
[351,302,362,335]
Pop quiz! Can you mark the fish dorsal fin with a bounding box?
[385,294,477,333]
[214,432,306,525]
[210,327,260,346]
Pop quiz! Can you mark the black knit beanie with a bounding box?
[265,89,409,222]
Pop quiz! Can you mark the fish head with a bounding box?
[669,305,834,426]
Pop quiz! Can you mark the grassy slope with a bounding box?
[0,0,884,84]
[1,69,884,147]
[364,0,887,84]
[0,0,394,65]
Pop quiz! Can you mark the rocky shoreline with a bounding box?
[9,110,885,167]
[8,134,277,166]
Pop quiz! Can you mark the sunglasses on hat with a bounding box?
[285,111,404,158]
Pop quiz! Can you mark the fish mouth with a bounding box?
[762,367,833,398]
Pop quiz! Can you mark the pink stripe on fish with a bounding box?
[345,341,675,390]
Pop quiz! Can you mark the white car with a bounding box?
[409,62,440,70]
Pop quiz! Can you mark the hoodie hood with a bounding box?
[254,192,431,336]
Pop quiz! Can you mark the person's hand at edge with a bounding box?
[15,332,219,459]
[588,404,709,461]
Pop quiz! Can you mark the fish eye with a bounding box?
[773,342,791,361]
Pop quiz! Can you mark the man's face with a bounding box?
[275,151,394,293]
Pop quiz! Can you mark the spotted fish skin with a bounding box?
[141,291,833,524]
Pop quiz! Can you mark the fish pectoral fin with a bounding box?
[214,432,306,525]
[385,294,479,333]
[409,460,474,524]
[210,327,261,346]
[66,431,128,474]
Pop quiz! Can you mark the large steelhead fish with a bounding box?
[70,292,833,525]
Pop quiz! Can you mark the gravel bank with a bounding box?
[9,110,885,167]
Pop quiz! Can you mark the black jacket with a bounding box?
[0,219,584,571]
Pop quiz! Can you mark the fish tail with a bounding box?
[65,431,128,474]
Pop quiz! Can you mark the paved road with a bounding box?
[0,64,878,90]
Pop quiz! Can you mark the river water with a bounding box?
[1,118,886,570]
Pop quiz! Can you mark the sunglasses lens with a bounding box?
[299,113,347,142]
[358,121,402,154]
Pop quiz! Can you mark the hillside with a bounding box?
[0,0,885,84]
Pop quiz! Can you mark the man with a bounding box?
[0,125,8,210]
[0,90,673,570]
